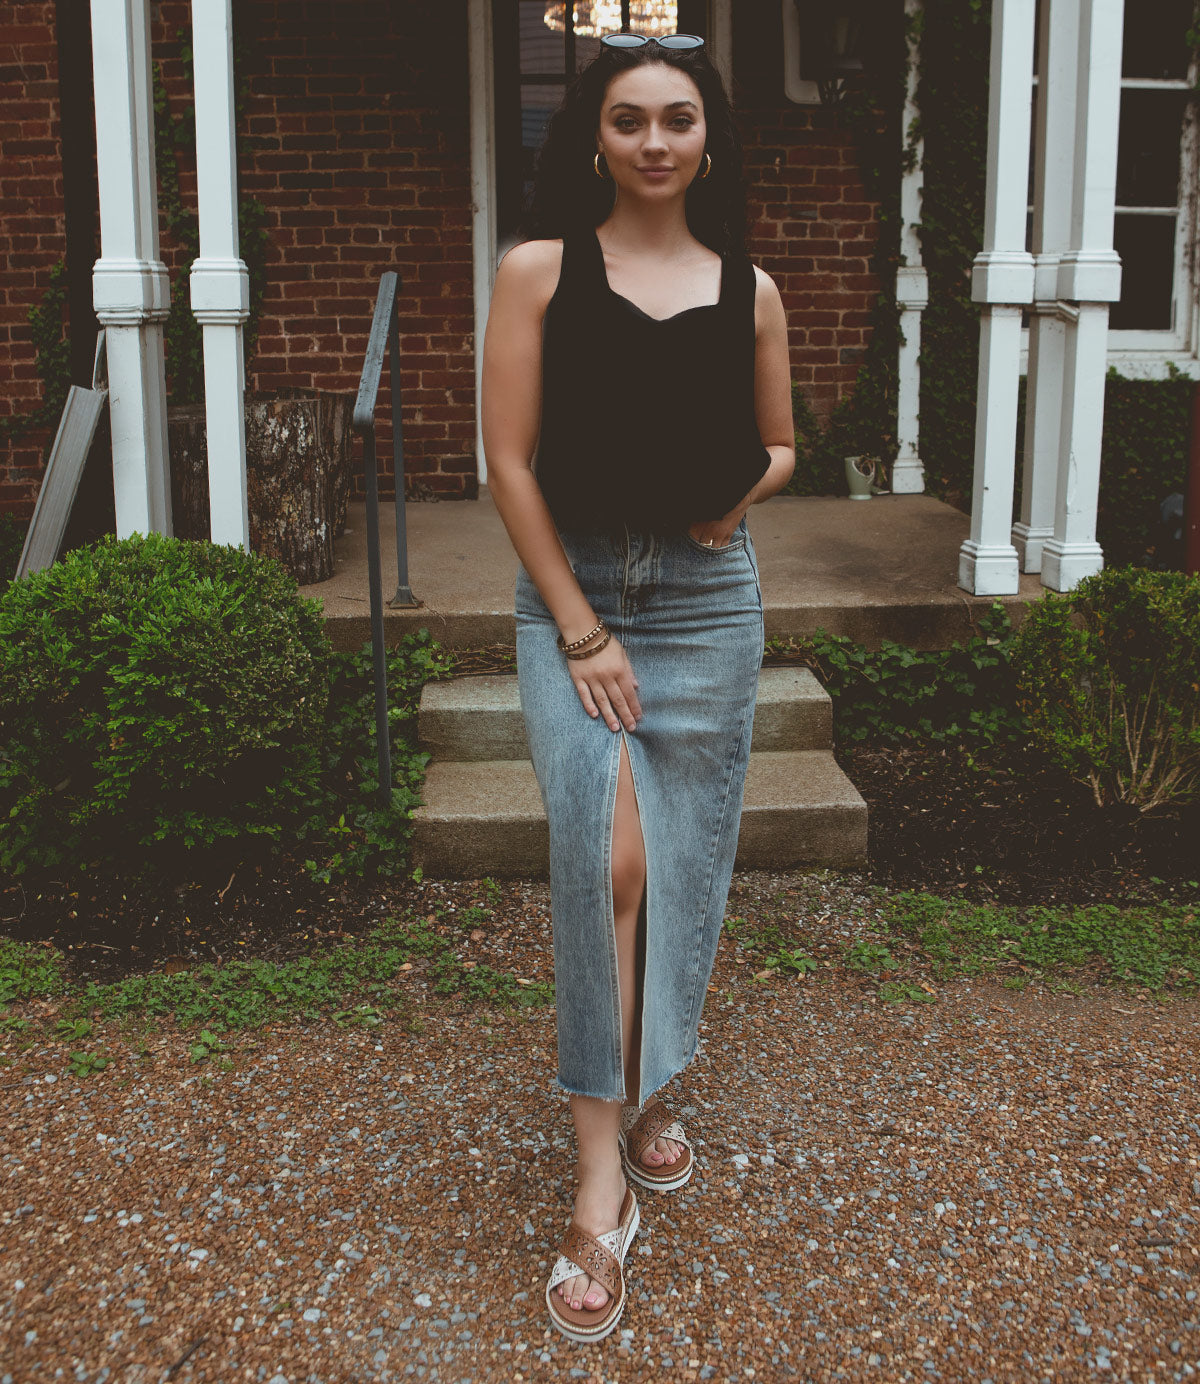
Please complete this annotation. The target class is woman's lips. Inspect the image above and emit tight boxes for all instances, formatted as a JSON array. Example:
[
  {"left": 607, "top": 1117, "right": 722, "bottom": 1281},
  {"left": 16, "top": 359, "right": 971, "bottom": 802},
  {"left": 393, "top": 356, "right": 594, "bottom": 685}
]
[{"left": 638, "top": 166, "right": 675, "bottom": 179}]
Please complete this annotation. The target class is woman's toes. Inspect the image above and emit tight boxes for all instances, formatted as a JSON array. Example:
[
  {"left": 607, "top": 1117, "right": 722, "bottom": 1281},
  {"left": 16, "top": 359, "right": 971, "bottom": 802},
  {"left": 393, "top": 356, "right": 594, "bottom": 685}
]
[{"left": 583, "top": 1281, "right": 608, "bottom": 1309}]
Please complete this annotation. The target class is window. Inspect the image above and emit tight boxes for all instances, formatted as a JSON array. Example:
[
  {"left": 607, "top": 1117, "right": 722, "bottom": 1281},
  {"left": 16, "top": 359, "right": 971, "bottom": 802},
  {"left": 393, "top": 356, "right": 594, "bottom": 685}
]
[
  {"left": 1109, "top": 4, "right": 1196, "bottom": 349},
  {"left": 1028, "top": 0, "right": 1198, "bottom": 369}
]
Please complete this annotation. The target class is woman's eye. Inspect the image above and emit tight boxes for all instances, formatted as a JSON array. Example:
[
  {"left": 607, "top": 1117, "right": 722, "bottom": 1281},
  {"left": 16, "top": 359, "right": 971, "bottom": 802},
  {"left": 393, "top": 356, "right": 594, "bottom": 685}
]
[
  {"left": 671, "top": 118, "right": 694, "bottom": 129},
  {"left": 614, "top": 117, "right": 639, "bottom": 131}
]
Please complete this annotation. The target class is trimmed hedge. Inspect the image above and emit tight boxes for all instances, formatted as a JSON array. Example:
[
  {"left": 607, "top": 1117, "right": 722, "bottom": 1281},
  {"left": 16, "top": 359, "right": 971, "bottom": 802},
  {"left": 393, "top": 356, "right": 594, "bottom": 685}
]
[{"left": 0, "top": 533, "right": 331, "bottom": 874}]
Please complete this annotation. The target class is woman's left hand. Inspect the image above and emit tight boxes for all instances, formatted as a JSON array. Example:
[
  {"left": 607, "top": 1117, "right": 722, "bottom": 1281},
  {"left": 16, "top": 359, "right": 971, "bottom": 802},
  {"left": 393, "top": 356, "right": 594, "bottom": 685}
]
[{"left": 687, "top": 499, "right": 749, "bottom": 549}]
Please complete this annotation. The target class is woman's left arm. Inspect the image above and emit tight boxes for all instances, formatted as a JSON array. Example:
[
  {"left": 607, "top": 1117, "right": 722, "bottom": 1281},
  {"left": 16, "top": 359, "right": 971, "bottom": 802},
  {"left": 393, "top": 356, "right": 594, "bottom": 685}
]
[{"left": 689, "top": 266, "right": 795, "bottom": 546}]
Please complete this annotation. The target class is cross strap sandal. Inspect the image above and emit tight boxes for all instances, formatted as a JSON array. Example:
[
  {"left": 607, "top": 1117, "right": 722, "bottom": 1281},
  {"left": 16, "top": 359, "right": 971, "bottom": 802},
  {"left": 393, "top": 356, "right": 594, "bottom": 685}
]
[
  {"left": 545, "top": 1185, "right": 640, "bottom": 1344},
  {"left": 618, "top": 1095, "right": 695, "bottom": 1192}
]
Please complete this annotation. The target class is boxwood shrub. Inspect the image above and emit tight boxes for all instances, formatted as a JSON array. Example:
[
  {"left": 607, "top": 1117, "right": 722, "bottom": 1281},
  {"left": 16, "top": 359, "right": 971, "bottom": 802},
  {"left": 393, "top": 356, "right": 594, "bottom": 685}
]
[
  {"left": 0, "top": 533, "right": 332, "bottom": 874},
  {"left": 1010, "top": 567, "right": 1200, "bottom": 812}
]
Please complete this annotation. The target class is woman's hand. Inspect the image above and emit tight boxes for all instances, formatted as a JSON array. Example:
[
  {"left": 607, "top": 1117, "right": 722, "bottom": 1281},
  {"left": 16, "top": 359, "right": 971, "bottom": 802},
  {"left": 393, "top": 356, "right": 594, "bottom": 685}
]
[
  {"left": 565, "top": 632, "right": 641, "bottom": 733},
  {"left": 687, "top": 497, "right": 751, "bottom": 549}
]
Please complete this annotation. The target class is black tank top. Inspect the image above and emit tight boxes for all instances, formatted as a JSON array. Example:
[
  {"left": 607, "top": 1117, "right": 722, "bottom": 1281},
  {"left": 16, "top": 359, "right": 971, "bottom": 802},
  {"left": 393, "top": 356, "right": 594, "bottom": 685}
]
[{"left": 533, "top": 227, "right": 772, "bottom": 535}]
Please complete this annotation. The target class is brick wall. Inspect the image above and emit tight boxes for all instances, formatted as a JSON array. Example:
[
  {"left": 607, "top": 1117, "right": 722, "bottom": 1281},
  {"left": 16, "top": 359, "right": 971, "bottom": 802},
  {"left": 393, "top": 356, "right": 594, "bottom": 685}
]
[
  {"left": 0, "top": 1, "right": 65, "bottom": 516},
  {"left": 0, "top": 2, "right": 881, "bottom": 521},
  {"left": 154, "top": 0, "right": 477, "bottom": 501},
  {"left": 735, "top": 3, "right": 881, "bottom": 422}
]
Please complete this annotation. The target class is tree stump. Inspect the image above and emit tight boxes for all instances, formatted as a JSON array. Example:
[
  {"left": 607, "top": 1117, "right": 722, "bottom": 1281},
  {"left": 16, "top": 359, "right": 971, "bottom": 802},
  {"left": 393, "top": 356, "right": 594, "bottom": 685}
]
[{"left": 168, "top": 390, "right": 354, "bottom": 584}]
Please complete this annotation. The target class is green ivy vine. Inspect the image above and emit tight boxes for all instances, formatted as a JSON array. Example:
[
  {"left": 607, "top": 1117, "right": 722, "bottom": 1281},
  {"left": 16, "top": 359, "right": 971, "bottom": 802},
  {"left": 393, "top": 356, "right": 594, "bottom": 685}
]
[
  {"left": 912, "top": 0, "right": 990, "bottom": 508},
  {"left": 787, "top": 5, "right": 909, "bottom": 496},
  {"left": 0, "top": 262, "right": 72, "bottom": 447}
]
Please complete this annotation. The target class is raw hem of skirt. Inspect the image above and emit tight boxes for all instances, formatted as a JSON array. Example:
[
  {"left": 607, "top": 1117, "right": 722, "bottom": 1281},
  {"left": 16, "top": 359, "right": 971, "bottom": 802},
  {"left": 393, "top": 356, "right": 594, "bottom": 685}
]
[
  {"left": 638, "top": 1034, "right": 704, "bottom": 1107},
  {"left": 550, "top": 1076, "right": 627, "bottom": 1103},
  {"left": 553, "top": 1035, "right": 705, "bottom": 1107}
]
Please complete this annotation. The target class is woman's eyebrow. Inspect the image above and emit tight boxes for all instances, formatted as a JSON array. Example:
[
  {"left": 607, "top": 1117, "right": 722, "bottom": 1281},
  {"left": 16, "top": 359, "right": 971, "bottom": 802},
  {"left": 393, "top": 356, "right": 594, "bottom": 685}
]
[{"left": 607, "top": 100, "right": 699, "bottom": 113}]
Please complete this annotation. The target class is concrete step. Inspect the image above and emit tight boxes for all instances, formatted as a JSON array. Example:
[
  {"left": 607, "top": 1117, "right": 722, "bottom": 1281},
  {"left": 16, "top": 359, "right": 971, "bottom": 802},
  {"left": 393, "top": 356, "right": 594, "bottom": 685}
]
[
  {"left": 417, "top": 666, "right": 833, "bottom": 761},
  {"left": 410, "top": 749, "right": 867, "bottom": 879}
]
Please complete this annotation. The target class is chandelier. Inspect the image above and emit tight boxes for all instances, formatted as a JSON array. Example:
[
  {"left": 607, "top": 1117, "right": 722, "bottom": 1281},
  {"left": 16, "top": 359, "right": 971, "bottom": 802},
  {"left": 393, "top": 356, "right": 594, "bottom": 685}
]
[{"left": 543, "top": 2, "right": 679, "bottom": 39}]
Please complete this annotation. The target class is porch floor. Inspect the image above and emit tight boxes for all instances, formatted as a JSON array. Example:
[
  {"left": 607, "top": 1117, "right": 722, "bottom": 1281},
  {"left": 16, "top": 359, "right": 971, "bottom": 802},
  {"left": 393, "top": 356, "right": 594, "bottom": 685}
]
[{"left": 298, "top": 490, "right": 1046, "bottom": 652}]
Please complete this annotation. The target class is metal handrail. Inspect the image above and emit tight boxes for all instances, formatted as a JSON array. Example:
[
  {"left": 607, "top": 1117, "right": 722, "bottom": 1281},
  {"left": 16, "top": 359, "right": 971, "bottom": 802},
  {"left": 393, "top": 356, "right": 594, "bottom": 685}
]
[{"left": 352, "top": 271, "right": 419, "bottom": 807}]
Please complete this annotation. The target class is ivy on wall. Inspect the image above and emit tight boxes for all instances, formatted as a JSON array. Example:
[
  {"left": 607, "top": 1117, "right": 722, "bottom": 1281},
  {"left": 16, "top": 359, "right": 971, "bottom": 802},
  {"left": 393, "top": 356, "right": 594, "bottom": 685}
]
[
  {"left": 911, "top": 0, "right": 990, "bottom": 509},
  {"left": 1098, "top": 367, "right": 1193, "bottom": 567},
  {"left": 787, "top": 6, "right": 909, "bottom": 496},
  {"left": 0, "top": 263, "right": 72, "bottom": 447}
]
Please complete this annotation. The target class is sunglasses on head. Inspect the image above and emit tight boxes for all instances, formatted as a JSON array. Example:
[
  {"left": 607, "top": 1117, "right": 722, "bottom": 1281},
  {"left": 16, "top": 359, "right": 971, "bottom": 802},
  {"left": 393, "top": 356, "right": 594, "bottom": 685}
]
[{"left": 599, "top": 32, "right": 705, "bottom": 50}]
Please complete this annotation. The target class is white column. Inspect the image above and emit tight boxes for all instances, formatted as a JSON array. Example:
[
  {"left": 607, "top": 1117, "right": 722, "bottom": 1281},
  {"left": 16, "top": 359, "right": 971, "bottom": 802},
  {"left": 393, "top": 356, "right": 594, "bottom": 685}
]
[
  {"left": 90, "top": 0, "right": 172, "bottom": 538},
  {"left": 1041, "top": 0, "right": 1124, "bottom": 592},
  {"left": 190, "top": 0, "right": 251, "bottom": 549},
  {"left": 959, "top": 0, "right": 1036, "bottom": 595},
  {"left": 892, "top": 0, "right": 927, "bottom": 495},
  {"left": 1014, "top": 0, "right": 1077, "bottom": 572}
]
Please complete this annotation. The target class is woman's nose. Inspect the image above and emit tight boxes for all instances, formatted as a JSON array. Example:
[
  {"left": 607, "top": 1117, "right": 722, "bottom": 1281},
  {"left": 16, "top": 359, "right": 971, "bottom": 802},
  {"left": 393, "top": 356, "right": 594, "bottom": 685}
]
[{"left": 642, "top": 125, "right": 668, "bottom": 151}]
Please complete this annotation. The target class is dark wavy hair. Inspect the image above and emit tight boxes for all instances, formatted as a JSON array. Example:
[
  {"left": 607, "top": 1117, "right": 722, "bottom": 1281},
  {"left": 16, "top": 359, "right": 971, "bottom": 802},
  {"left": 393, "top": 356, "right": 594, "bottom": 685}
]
[{"left": 522, "top": 42, "right": 749, "bottom": 257}]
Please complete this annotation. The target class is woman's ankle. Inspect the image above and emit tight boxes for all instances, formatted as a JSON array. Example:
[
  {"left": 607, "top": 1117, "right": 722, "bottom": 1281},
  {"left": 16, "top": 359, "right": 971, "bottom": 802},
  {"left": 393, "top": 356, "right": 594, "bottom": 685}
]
[{"left": 575, "top": 1149, "right": 624, "bottom": 1184}]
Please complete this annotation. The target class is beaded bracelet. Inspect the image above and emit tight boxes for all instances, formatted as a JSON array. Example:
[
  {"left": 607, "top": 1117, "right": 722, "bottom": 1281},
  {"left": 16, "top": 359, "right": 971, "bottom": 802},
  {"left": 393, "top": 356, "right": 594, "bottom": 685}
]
[
  {"left": 564, "top": 630, "right": 612, "bottom": 661},
  {"left": 556, "top": 619, "right": 607, "bottom": 654}
]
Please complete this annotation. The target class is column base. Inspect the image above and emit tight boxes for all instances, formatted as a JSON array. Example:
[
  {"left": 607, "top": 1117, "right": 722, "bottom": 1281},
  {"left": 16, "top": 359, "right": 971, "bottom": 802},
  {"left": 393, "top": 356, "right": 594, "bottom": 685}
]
[
  {"left": 1011, "top": 521, "right": 1054, "bottom": 574},
  {"left": 890, "top": 456, "right": 925, "bottom": 494},
  {"left": 958, "top": 539, "right": 1020, "bottom": 596},
  {"left": 1040, "top": 540, "right": 1103, "bottom": 592}
]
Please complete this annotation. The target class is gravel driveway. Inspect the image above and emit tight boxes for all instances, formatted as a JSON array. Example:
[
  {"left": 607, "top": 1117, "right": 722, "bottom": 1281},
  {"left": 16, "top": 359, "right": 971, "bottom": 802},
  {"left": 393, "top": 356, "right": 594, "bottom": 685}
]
[{"left": 2, "top": 871, "right": 1198, "bottom": 1383}]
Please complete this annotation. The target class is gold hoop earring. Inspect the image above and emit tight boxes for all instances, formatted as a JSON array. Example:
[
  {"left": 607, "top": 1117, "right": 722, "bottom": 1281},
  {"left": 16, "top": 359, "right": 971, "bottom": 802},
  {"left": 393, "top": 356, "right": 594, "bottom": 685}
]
[
  {"left": 594, "top": 152, "right": 608, "bottom": 179},
  {"left": 700, "top": 152, "right": 712, "bottom": 180}
]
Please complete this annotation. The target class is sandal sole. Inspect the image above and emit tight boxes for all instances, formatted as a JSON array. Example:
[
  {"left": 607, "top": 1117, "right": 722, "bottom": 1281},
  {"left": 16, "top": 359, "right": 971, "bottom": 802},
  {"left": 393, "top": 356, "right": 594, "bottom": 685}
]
[{"left": 624, "top": 1157, "right": 693, "bottom": 1193}]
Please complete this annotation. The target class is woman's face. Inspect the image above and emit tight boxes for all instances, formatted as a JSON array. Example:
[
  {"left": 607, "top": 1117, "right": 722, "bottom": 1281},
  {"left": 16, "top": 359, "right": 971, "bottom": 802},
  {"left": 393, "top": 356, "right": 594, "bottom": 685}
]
[{"left": 596, "top": 62, "right": 708, "bottom": 199}]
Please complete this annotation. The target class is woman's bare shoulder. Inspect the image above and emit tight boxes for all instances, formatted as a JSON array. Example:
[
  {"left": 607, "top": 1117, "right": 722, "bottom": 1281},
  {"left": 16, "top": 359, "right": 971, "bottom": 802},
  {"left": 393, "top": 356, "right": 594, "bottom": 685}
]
[
  {"left": 495, "top": 239, "right": 565, "bottom": 309},
  {"left": 750, "top": 262, "right": 782, "bottom": 297}
]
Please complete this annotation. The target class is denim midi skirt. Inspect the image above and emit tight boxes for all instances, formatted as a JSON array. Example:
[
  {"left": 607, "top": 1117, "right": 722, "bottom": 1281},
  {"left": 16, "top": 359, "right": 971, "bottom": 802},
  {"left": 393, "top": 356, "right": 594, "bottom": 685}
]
[{"left": 515, "top": 516, "right": 764, "bottom": 1103}]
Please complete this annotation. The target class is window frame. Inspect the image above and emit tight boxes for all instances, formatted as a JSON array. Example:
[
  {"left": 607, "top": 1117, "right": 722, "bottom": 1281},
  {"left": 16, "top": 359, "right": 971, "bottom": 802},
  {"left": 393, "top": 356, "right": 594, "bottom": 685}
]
[{"left": 1022, "top": 43, "right": 1200, "bottom": 380}]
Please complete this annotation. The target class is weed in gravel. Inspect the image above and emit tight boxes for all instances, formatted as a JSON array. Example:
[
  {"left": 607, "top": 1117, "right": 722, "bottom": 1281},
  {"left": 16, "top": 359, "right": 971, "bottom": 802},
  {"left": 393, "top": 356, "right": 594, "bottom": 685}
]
[
  {"left": 67, "top": 1049, "right": 112, "bottom": 1077},
  {"left": 880, "top": 890, "right": 1200, "bottom": 992},
  {"left": 844, "top": 939, "right": 900, "bottom": 974},
  {"left": 722, "top": 916, "right": 819, "bottom": 981},
  {"left": 878, "top": 980, "right": 937, "bottom": 1005}
]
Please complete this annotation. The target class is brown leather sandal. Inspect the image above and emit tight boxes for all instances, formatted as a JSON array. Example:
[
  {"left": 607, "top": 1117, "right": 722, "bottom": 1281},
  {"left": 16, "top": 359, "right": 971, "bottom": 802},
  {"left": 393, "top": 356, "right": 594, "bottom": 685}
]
[
  {"left": 618, "top": 1095, "right": 694, "bottom": 1192},
  {"left": 545, "top": 1186, "right": 640, "bottom": 1343}
]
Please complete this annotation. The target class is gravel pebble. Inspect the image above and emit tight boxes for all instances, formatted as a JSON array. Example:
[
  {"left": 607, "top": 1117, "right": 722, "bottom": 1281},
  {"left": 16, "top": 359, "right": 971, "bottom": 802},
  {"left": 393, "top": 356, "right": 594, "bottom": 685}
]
[{"left": 2, "top": 869, "right": 1198, "bottom": 1382}]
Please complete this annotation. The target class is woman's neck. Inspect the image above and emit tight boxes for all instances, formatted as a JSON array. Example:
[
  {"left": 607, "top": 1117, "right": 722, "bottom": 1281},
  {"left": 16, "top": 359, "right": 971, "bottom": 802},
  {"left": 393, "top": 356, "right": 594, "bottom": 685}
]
[{"left": 598, "top": 198, "right": 695, "bottom": 256}]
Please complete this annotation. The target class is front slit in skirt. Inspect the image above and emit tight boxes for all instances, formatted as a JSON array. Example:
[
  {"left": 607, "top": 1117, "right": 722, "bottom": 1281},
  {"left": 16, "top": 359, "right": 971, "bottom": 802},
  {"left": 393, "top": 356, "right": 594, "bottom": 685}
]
[{"left": 515, "top": 515, "right": 764, "bottom": 1103}]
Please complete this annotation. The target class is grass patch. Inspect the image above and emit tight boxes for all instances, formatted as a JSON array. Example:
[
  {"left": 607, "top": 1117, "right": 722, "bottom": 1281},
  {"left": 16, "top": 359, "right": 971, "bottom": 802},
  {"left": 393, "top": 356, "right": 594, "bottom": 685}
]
[
  {"left": 0, "top": 937, "right": 69, "bottom": 1007},
  {"left": 879, "top": 890, "right": 1200, "bottom": 993},
  {"left": 0, "top": 891, "right": 554, "bottom": 1055}
]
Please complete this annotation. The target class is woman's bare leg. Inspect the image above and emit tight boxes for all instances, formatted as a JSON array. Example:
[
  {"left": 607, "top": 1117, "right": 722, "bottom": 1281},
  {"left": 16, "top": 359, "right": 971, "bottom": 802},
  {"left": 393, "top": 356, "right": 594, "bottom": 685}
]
[{"left": 556, "top": 737, "right": 678, "bottom": 1311}]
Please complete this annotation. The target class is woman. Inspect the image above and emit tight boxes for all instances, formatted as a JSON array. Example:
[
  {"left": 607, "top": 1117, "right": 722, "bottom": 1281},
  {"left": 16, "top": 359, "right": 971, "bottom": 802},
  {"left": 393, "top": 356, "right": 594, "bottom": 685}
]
[{"left": 481, "top": 32, "right": 795, "bottom": 1343}]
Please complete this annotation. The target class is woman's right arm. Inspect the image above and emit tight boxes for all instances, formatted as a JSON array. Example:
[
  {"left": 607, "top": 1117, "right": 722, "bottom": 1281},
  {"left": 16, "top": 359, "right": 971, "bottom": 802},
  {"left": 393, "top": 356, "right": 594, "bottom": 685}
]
[{"left": 481, "top": 241, "right": 641, "bottom": 734}]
